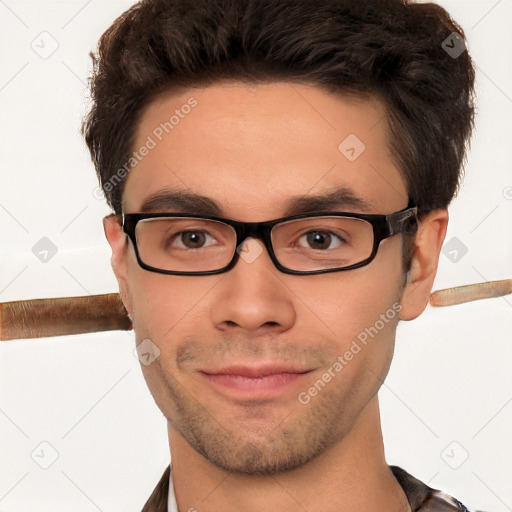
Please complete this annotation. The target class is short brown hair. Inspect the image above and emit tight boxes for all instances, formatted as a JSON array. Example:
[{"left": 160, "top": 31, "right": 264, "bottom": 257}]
[{"left": 82, "top": 0, "right": 476, "bottom": 223}]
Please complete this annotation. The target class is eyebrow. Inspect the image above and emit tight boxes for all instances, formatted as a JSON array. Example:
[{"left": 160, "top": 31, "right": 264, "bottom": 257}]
[{"left": 138, "top": 186, "right": 373, "bottom": 217}]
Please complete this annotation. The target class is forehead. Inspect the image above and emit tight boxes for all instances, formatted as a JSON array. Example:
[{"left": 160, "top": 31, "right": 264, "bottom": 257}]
[{"left": 124, "top": 81, "right": 408, "bottom": 217}]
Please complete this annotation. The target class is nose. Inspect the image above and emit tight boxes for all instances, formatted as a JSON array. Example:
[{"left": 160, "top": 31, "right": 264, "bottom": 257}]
[{"left": 210, "top": 237, "right": 296, "bottom": 333}]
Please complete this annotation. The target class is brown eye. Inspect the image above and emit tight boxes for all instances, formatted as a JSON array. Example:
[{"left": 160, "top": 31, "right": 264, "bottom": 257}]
[
  {"left": 299, "top": 231, "right": 344, "bottom": 250},
  {"left": 179, "top": 231, "right": 207, "bottom": 249}
]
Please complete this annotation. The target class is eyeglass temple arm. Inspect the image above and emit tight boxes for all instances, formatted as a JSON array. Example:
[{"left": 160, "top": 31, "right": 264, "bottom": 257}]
[
  {"left": 387, "top": 206, "right": 418, "bottom": 235},
  {"left": 1, "top": 279, "right": 510, "bottom": 341}
]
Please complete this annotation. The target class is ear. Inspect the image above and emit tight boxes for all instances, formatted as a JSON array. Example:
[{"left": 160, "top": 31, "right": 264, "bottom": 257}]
[
  {"left": 398, "top": 208, "right": 449, "bottom": 321},
  {"left": 103, "top": 215, "right": 134, "bottom": 320}
]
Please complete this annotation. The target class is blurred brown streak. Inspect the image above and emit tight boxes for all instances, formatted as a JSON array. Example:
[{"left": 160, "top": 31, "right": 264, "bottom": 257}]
[
  {"left": 0, "top": 293, "right": 132, "bottom": 341},
  {"left": 1, "top": 280, "right": 511, "bottom": 340}
]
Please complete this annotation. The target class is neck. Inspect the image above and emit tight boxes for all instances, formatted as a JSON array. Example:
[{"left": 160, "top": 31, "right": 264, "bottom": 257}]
[{"left": 167, "top": 397, "right": 410, "bottom": 512}]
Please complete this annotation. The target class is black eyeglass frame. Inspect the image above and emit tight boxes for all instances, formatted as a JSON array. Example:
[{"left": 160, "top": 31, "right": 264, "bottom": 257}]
[{"left": 116, "top": 205, "right": 418, "bottom": 276}]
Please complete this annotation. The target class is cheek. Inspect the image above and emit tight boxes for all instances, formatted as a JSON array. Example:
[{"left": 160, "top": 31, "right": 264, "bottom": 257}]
[
  {"left": 289, "top": 237, "right": 404, "bottom": 380},
  {"left": 291, "top": 240, "right": 403, "bottom": 339},
  {"left": 126, "top": 255, "right": 222, "bottom": 346}
]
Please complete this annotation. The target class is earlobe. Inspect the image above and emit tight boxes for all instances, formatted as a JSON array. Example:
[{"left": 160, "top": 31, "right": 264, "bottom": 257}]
[
  {"left": 102, "top": 215, "right": 134, "bottom": 319},
  {"left": 398, "top": 209, "right": 449, "bottom": 321}
]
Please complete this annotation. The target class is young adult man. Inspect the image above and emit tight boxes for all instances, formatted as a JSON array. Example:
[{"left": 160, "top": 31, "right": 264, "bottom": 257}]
[{"left": 82, "top": 0, "right": 480, "bottom": 510}]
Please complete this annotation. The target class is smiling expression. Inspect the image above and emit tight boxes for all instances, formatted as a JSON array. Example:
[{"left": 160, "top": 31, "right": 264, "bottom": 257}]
[{"left": 106, "top": 81, "right": 411, "bottom": 474}]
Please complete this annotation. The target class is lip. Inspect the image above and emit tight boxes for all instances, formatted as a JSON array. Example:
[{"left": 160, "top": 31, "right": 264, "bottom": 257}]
[{"left": 199, "top": 363, "right": 313, "bottom": 400}]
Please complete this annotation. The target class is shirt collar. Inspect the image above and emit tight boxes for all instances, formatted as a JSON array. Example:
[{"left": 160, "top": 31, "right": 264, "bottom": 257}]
[
  {"left": 167, "top": 465, "right": 178, "bottom": 512},
  {"left": 164, "top": 464, "right": 472, "bottom": 511}
]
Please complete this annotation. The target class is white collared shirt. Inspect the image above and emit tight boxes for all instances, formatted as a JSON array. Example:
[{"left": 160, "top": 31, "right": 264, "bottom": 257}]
[{"left": 167, "top": 468, "right": 179, "bottom": 512}]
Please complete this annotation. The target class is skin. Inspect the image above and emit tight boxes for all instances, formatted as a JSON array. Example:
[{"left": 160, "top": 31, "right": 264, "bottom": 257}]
[{"left": 104, "top": 82, "right": 448, "bottom": 512}]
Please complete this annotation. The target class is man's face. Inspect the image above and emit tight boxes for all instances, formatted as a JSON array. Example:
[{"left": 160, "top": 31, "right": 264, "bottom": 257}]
[{"left": 113, "top": 82, "right": 410, "bottom": 474}]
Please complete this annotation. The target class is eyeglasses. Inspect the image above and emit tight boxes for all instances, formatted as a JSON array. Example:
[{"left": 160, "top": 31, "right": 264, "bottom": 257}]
[{"left": 114, "top": 206, "right": 418, "bottom": 276}]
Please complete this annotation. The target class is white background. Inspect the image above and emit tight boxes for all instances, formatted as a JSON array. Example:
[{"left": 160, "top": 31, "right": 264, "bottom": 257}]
[{"left": 0, "top": 0, "right": 511, "bottom": 510}]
